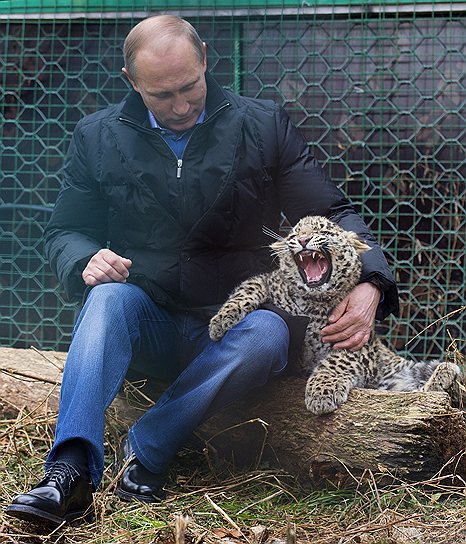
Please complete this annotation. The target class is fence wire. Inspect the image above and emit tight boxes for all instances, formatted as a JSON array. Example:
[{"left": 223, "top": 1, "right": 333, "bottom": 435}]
[{"left": 1, "top": 1, "right": 465, "bottom": 359}]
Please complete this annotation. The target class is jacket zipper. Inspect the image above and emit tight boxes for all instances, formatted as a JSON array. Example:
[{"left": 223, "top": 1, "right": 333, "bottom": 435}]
[
  {"left": 174, "top": 102, "right": 229, "bottom": 178},
  {"left": 119, "top": 102, "right": 230, "bottom": 180}
]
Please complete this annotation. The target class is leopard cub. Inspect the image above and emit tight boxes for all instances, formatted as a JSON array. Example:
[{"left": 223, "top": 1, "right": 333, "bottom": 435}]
[{"left": 209, "top": 215, "right": 464, "bottom": 415}]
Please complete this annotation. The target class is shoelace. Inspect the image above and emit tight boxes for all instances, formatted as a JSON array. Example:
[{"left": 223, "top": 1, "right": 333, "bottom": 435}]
[{"left": 42, "top": 462, "right": 81, "bottom": 491}]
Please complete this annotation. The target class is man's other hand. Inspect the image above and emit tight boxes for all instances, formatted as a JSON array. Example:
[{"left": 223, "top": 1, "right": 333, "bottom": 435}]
[{"left": 82, "top": 249, "right": 132, "bottom": 287}]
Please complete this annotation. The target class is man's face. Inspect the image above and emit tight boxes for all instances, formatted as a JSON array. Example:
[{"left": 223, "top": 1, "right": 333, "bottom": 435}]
[{"left": 123, "top": 37, "right": 207, "bottom": 133}]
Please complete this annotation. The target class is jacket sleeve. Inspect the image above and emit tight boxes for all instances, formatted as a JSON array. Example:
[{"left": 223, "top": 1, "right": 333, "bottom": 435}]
[
  {"left": 45, "top": 120, "right": 107, "bottom": 300},
  {"left": 273, "top": 105, "right": 399, "bottom": 319}
]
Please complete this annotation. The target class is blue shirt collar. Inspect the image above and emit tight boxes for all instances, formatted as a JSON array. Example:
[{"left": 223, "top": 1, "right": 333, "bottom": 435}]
[{"left": 148, "top": 109, "right": 206, "bottom": 135}]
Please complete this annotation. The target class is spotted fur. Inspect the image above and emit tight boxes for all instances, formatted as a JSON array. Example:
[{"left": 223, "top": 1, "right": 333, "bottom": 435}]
[{"left": 209, "top": 216, "right": 464, "bottom": 414}]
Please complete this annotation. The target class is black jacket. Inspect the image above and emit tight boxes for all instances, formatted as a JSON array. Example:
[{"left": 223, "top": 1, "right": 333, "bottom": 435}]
[{"left": 45, "top": 73, "right": 399, "bottom": 319}]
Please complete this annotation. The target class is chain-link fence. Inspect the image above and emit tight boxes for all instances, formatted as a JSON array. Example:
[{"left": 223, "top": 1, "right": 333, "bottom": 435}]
[{"left": 1, "top": 1, "right": 465, "bottom": 359}]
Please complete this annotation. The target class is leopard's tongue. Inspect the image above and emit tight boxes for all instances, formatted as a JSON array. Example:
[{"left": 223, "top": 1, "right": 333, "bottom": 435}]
[{"left": 301, "top": 253, "right": 329, "bottom": 282}]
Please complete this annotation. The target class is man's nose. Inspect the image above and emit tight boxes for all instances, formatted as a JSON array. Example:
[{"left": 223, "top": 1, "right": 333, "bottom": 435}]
[{"left": 172, "top": 95, "right": 190, "bottom": 116}]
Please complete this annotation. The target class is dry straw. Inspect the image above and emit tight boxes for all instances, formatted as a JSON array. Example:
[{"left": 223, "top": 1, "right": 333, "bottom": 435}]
[{"left": 1, "top": 346, "right": 465, "bottom": 543}]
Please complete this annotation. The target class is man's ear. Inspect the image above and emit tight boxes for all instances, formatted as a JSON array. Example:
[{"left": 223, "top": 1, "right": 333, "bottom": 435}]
[
  {"left": 202, "top": 42, "right": 207, "bottom": 72},
  {"left": 122, "top": 67, "right": 139, "bottom": 92}
]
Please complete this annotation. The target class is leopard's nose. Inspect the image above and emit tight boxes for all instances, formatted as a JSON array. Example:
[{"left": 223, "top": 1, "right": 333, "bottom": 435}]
[{"left": 298, "top": 237, "right": 310, "bottom": 248}]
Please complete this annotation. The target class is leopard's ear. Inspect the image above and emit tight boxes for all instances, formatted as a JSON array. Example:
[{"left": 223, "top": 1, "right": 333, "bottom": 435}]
[{"left": 346, "top": 231, "right": 371, "bottom": 254}]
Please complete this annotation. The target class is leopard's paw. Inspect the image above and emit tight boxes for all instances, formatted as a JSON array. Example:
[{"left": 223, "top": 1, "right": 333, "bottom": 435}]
[
  {"left": 422, "top": 362, "right": 465, "bottom": 408},
  {"left": 422, "top": 362, "right": 462, "bottom": 393},
  {"left": 209, "top": 311, "right": 241, "bottom": 341},
  {"left": 305, "top": 379, "right": 350, "bottom": 415},
  {"left": 305, "top": 394, "right": 339, "bottom": 415},
  {"left": 208, "top": 313, "right": 228, "bottom": 341}
]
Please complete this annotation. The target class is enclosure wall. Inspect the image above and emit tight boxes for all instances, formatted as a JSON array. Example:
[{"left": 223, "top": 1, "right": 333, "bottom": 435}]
[{"left": 1, "top": 1, "right": 465, "bottom": 359}]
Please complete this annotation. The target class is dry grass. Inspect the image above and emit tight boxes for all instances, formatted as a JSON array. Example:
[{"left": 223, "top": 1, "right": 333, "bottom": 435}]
[
  {"left": 1, "top": 339, "right": 466, "bottom": 543},
  {"left": 1, "top": 395, "right": 465, "bottom": 544}
]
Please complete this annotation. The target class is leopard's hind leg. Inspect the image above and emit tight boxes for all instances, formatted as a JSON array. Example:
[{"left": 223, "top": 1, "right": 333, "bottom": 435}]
[
  {"left": 373, "top": 339, "right": 465, "bottom": 408},
  {"left": 422, "top": 362, "right": 465, "bottom": 408},
  {"left": 372, "top": 338, "right": 443, "bottom": 391}
]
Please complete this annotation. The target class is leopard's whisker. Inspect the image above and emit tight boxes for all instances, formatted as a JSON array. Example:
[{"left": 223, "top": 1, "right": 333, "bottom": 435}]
[
  {"left": 270, "top": 250, "right": 289, "bottom": 259},
  {"left": 270, "top": 246, "right": 288, "bottom": 253},
  {"left": 270, "top": 246, "right": 289, "bottom": 254},
  {"left": 261, "top": 244, "right": 282, "bottom": 251},
  {"left": 262, "top": 226, "right": 284, "bottom": 241}
]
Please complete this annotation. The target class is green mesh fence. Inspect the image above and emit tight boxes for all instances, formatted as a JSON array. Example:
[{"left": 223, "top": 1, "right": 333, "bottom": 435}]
[{"left": 1, "top": 2, "right": 465, "bottom": 359}]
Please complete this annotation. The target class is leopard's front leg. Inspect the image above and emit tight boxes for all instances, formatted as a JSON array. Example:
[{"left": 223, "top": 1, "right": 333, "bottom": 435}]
[
  {"left": 209, "top": 276, "right": 268, "bottom": 341},
  {"left": 305, "top": 351, "right": 363, "bottom": 415}
]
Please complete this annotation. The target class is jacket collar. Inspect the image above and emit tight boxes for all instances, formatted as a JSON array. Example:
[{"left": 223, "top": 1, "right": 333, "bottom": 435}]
[
  {"left": 119, "top": 71, "right": 230, "bottom": 126},
  {"left": 204, "top": 72, "right": 230, "bottom": 118}
]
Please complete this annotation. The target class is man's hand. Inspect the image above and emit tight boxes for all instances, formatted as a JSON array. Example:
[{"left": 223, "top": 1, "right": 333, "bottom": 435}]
[
  {"left": 320, "top": 282, "right": 381, "bottom": 351},
  {"left": 82, "top": 249, "right": 132, "bottom": 287}
]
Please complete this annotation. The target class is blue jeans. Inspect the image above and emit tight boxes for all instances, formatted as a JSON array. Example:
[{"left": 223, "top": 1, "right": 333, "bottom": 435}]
[{"left": 47, "top": 283, "right": 289, "bottom": 488}]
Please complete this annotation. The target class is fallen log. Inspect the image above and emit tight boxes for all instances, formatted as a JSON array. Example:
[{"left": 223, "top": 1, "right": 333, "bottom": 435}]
[
  {"left": 0, "top": 347, "right": 141, "bottom": 423},
  {"left": 197, "top": 377, "right": 466, "bottom": 486},
  {"left": 1, "top": 347, "right": 465, "bottom": 486},
  {"left": 0, "top": 347, "right": 65, "bottom": 418}
]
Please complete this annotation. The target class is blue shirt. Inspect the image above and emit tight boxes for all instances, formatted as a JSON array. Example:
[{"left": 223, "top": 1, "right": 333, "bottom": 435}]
[{"left": 148, "top": 110, "right": 206, "bottom": 159}]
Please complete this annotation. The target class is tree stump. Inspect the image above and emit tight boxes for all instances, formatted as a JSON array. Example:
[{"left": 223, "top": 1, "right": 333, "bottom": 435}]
[{"left": 1, "top": 347, "right": 465, "bottom": 486}]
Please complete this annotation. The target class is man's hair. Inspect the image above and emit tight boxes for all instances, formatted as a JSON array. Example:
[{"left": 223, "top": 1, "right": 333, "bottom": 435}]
[{"left": 123, "top": 15, "right": 205, "bottom": 80}]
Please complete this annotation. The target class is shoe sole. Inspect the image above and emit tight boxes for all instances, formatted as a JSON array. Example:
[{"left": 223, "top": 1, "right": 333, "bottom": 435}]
[
  {"left": 6, "top": 504, "right": 90, "bottom": 526},
  {"left": 115, "top": 486, "right": 165, "bottom": 503}
]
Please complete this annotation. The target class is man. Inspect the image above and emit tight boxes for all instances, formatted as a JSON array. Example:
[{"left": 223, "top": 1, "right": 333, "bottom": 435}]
[{"left": 7, "top": 15, "right": 398, "bottom": 525}]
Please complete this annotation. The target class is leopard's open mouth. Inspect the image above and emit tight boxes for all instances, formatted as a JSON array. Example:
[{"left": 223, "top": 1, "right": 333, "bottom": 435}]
[{"left": 295, "top": 249, "right": 332, "bottom": 286}]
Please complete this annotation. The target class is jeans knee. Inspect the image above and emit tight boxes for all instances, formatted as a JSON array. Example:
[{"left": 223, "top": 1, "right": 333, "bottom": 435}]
[
  {"left": 241, "top": 310, "right": 289, "bottom": 367},
  {"left": 75, "top": 283, "right": 148, "bottom": 334},
  {"left": 86, "top": 282, "right": 129, "bottom": 302},
  {"left": 85, "top": 283, "right": 143, "bottom": 311},
  {"left": 246, "top": 309, "right": 288, "bottom": 338}
]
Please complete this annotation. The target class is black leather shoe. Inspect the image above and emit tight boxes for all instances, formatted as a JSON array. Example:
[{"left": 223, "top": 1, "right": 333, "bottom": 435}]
[
  {"left": 6, "top": 462, "right": 93, "bottom": 526},
  {"left": 115, "top": 437, "right": 166, "bottom": 503}
]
